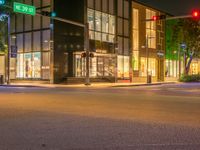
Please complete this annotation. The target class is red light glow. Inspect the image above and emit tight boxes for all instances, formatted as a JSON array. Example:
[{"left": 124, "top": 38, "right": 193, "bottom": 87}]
[
  {"left": 192, "top": 10, "right": 200, "bottom": 18},
  {"left": 152, "top": 16, "right": 158, "bottom": 21}
]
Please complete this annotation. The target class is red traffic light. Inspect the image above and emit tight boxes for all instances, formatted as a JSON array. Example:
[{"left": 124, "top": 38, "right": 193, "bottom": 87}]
[
  {"left": 152, "top": 16, "right": 159, "bottom": 21},
  {"left": 151, "top": 15, "right": 166, "bottom": 21},
  {"left": 192, "top": 10, "right": 200, "bottom": 18}
]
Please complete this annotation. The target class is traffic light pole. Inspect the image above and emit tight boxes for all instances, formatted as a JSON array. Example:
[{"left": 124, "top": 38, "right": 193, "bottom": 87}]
[{"left": 84, "top": 23, "right": 90, "bottom": 85}]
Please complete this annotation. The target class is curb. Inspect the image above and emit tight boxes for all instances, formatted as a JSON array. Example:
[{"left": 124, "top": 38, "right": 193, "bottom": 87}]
[
  {"left": 0, "top": 82, "right": 177, "bottom": 88},
  {"left": 0, "top": 84, "right": 46, "bottom": 88},
  {"left": 111, "top": 82, "right": 177, "bottom": 87}
]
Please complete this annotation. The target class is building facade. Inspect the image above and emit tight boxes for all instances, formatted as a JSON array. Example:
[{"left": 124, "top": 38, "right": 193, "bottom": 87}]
[
  {"left": 9, "top": 0, "right": 166, "bottom": 84},
  {"left": 131, "top": 2, "right": 165, "bottom": 83}
]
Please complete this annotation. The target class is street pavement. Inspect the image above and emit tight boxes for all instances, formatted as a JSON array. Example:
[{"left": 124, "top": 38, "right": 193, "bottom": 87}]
[{"left": 0, "top": 83, "right": 200, "bottom": 150}]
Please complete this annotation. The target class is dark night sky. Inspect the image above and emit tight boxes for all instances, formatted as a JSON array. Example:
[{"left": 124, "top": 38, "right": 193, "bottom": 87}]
[{"left": 137, "top": 0, "right": 200, "bottom": 15}]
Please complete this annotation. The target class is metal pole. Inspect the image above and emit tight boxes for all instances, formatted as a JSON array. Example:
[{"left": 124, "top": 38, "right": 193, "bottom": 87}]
[
  {"left": 85, "top": 23, "right": 90, "bottom": 85},
  {"left": 114, "top": 38, "right": 118, "bottom": 83},
  {"left": 178, "top": 46, "right": 181, "bottom": 79},
  {"left": 7, "top": 15, "right": 11, "bottom": 84},
  {"left": 146, "top": 35, "right": 149, "bottom": 83}
]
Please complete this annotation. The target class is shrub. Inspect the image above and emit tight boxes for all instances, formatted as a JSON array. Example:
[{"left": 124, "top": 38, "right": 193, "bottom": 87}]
[{"left": 179, "top": 74, "right": 200, "bottom": 82}]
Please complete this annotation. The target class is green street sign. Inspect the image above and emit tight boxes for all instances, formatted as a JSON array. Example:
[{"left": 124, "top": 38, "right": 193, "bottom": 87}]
[{"left": 13, "top": 2, "right": 36, "bottom": 16}]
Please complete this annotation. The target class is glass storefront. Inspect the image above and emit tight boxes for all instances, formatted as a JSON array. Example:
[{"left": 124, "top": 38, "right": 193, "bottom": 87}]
[
  {"left": 16, "top": 52, "right": 50, "bottom": 79},
  {"left": 165, "top": 59, "right": 184, "bottom": 77},
  {"left": 75, "top": 54, "right": 116, "bottom": 78},
  {"left": 17, "top": 52, "right": 41, "bottom": 79},
  {"left": 118, "top": 55, "right": 130, "bottom": 78},
  {"left": 140, "top": 57, "right": 156, "bottom": 76},
  {"left": 11, "top": 0, "right": 51, "bottom": 80}
]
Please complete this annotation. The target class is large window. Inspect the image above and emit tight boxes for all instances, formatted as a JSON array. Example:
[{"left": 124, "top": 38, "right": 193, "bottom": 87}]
[
  {"left": 165, "top": 59, "right": 180, "bottom": 77},
  {"left": 146, "top": 9, "right": 156, "bottom": 49},
  {"left": 140, "top": 57, "right": 156, "bottom": 77},
  {"left": 17, "top": 52, "right": 42, "bottom": 79},
  {"left": 75, "top": 54, "right": 115, "bottom": 77},
  {"left": 88, "top": 9, "right": 116, "bottom": 43},
  {"left": 132, "top": 8, "right": 139, "bottom": 70},
  {"left": 118, "top": 55, "right": 130, "bottom": 78}
]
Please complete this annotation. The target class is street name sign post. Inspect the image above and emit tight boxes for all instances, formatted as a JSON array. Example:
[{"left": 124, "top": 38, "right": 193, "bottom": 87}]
[{"left": 13, "top": 2, "right": 36, "bottom": 16}]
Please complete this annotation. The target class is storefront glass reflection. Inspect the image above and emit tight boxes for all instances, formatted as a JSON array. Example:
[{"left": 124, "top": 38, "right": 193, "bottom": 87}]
[{"left": 17, "top": 52, "right": 41, "bottom": 79}]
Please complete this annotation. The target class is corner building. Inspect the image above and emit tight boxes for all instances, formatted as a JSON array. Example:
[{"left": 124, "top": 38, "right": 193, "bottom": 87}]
[{"left": 10, "top": 0, "right": 166, "bottom": 84}]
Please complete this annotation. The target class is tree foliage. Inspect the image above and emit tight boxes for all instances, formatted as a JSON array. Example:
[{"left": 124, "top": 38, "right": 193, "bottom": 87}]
[
  {"left": 0, "top": 0, "right": 14, "bottom": 53},
  {"left": 169, "top": 18, "right": 200, "bottom": 74},
  {"left": 173, "top": 19, "right": 200, "bottom": 57}
]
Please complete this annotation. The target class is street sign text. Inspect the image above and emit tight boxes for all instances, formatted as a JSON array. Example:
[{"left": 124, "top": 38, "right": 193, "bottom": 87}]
[{"left": 13, "top": 2, "right": 36, "bottom": 16}]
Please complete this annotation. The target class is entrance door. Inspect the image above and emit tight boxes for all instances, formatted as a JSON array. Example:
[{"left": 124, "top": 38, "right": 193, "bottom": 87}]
[{"left": 97, "top": 57, "right": 104, "bottom": 76}]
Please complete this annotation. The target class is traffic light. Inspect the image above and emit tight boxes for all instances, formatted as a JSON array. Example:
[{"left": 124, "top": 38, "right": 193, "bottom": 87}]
[
  {"left": 81, "top": 52, "right": 95, "bottom": 58},
  {"left": 0, "top": 0, "right": 5, "bottom": 5},
  {"left": 192, "top": 10, "right": 200, "bottom": 19},
  {"left": 81, "top": 52, "right": 86, "bottom": 58},
  {"left": 89, "top": 53, "right": 94, "bottom": 58},
  {"left": 151, "top": 15, "right": 166, "bottom": 21},
  {"left": 41, "top": 11, "right": 57, "bottom": 18}
]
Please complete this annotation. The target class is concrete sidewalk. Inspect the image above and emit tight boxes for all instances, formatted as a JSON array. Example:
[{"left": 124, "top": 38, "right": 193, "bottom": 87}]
[{"left": 0, "top": 81, "right": 177, "bottom": 88}]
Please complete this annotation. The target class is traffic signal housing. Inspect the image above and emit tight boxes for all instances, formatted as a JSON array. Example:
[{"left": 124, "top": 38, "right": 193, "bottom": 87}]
[
  {"left": 81, "top": 52, "right": 86, "bottom": 58},
  {"left": 151, "top": 15, "right": 166, "bottom": 21},
  {"left": 89, "top": 53, "right": 94, "bottom": 58},
  {"left": 81, "top": 52, "right": 95, "bottom": 58},
  {"left": 41, "top": 11, "right": 57, "bottom": 18}
]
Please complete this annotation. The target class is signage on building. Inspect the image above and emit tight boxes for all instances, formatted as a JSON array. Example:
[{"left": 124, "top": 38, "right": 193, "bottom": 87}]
[
  {"left": 11, "top": 45, "right": 17, "bottom": 58},
  {"left": 157, "top": 51, "right": 164, "bottom": 57},
  {"left": 180, "top": 43, "right": 187, "bottom": 49},
  {"left": 13, "top": 2, "right": 36, "bottom": 16}
]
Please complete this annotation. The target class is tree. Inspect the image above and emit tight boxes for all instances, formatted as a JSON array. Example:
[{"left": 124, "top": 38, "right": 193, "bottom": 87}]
[
  {"left": 0, "top": 0, "right": 14, "bottom": 53},
  {"left": 169, "top": 18, "right": 200, "bottom": 75}
]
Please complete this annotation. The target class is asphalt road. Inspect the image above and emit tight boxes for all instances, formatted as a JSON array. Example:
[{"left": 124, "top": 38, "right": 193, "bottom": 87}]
[{"left": 0, "top": 83, "right": 200, "bottom": 150}]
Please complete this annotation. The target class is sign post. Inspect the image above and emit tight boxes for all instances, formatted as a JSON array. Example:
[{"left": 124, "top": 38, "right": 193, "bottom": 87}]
[{"left": 13, "top": 2, "right": 36, "bottom": 16}]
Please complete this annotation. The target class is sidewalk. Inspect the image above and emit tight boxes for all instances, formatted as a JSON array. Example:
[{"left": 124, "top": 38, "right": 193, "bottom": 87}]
[{"left": 0, "top": 81, "right": 177, "bottom": 88}]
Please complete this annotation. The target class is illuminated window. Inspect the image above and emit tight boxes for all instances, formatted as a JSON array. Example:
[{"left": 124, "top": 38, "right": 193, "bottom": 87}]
[
  {"left": 102, "top": 13, "right": 109, "bottom": 33},
  {"left": 132, "top": 8, "right": 139, "bottom": 70},
  {"left": 87, "top": 9, "right": 115, "bottom": 43},
  {"left": 118, "top": 55, "right": 130, "bottom": 78},
  {"left": 95, "top": 11, "right": 101, "bottom": 32},
  {"left": 146, "top": 9, "right": 156, "bottom": 49},
  {"left": 140, "top": 57, "right": 156, "bottom": 76}
]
